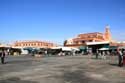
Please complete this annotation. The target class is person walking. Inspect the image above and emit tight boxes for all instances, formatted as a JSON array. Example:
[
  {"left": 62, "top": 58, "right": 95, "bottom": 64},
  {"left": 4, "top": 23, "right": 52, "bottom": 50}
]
[
  {"left": 96, "top": 49, "right": 99, "bottom": 59},
  {"left": 102, "top": 51, "right": 106, "bottom": 59},
  {"left": 117, "top": 49, "right": 123, "bottom": 67},
  {"left": 123, "top": 50, "right": 125, "bottom": 65},
  {"left": 1, "top": 49, "right": 6, "bottom": 64}
]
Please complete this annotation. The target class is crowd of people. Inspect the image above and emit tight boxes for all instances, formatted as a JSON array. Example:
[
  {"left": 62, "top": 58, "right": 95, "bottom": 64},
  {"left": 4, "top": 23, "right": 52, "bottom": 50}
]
[
  {"left": 0, "top": 48, "right": 125, "bottom": 67},
  {"left": 95, "top": 48, "right": 125, "bottom": 67}
]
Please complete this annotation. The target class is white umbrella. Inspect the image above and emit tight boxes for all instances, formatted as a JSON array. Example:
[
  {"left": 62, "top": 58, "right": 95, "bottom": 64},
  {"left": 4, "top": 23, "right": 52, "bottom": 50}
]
[
  {"left": 61, "top": 47, "right": 72, "bottom": 51},
  {"left": 99, "top": 48, "right": 109, "bottom": 50},
  {"left": 51, "top": 47, "right": 62, "bottom": 49},
  {"left": 51, "top": 47, "right": 72, "bottom": 51},
  {"left": 71, "top": 47, "right": 80, "bottom": 51}
]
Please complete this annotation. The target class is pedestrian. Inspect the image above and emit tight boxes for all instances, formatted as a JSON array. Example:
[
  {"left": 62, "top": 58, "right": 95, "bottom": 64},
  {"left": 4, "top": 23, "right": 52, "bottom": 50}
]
[
  {"left": 122, "top": 49, "right": 125, "bottom": 65},
  {"left": 102, "top": 51, "right": 106, "bottom": 59},
  {"left": 88, "top": 48, "right": 92, "bottom": 58},
  {"left": 117, "top": 49, "right": 123, "bottom": 67},
  {"left": 107, "top": 51, "right": 110, "bottom": 56},
  {"left": 1, "top": 49, "right": 6, "bottom": 64},
  {"left": 45, "top": 50, "right": 48, "bottom": 56},
  {"left": 96, "top": 49, "right": 99, "bottom": 59}
]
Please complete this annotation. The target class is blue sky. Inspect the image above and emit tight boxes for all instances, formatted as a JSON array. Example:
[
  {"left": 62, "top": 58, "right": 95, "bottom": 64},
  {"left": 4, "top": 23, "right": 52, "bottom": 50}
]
[{"left": 0, "top": 0, "right": 125, "bottom": 44}]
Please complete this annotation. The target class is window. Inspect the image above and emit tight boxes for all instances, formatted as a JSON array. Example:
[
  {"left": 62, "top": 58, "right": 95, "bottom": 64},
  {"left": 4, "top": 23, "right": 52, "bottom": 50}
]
[
  {"left": 18, "top": 44, "right": 21, "bottom": 46},
  {"left": 82, "top": 41, "right": 85, "bottom": 43},
  {"left": 89, "top": 40, "right": 92, "bottom": 42},
  {"left": 87, "top": 36, "right": 90, "bottom": 38}
]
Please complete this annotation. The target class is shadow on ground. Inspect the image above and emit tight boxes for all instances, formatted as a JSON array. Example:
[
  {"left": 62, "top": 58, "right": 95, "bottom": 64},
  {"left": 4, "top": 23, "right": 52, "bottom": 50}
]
[
  {"left": 54, "top": 70, "right": 112, "bottom": 83},
  {"left": 0, "top": 77, "right": 38, "bottom": 83},
  {"left": 109, "top": 63, "right": 119, "bottom": 67}
]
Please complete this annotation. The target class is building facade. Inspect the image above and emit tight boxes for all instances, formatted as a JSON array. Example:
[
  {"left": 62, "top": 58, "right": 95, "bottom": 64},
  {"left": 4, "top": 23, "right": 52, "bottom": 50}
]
[
  {"left": 12, "top": 40, "right": 58, "bottom": 48},
  {"left": 110, "top": 42, "right": 125, "bottom": 46},
  {"left": 64, "top": 25, "right": 112, "bottom": 48}
]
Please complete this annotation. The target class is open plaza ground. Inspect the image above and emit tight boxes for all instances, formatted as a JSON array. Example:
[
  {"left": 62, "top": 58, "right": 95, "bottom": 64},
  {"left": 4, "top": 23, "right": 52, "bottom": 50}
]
[{"left": 0, "top": 55, "right": 125, "bottom": 83}]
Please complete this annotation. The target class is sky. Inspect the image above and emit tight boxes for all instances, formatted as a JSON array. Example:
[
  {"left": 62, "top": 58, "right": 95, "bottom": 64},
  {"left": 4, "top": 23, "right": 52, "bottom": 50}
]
[{"left": 0, "top": 0, "right": 125, "bottom": 44}]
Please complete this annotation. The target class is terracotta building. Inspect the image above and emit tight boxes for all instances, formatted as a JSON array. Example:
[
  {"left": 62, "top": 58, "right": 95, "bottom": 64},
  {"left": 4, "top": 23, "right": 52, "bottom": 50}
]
[
  {"left": 12, "top": 40, "right": 58, "bottom": 48},
  {"left": 110, "top": 42, "right": 125, "bottom": 46},
  {"left": 64, "top": 25, "right": 112, "bottom": 48}
]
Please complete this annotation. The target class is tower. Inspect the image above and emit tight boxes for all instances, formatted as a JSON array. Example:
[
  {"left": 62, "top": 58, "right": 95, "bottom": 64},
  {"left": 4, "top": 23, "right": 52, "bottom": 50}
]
[{"left": 104, "top": 25, "right": 112, "bottom": 41}]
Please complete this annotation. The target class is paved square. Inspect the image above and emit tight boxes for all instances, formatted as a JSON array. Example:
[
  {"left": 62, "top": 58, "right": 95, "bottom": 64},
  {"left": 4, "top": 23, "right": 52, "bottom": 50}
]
[{"left": 0, "top": 55, "right": 125, "bottom": 83}]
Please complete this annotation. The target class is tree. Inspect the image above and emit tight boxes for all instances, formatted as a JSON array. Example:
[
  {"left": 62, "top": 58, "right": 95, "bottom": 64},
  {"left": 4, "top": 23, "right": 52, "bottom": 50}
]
[{"left": 64, "top": 40, "right": 67, "bottom": 46}]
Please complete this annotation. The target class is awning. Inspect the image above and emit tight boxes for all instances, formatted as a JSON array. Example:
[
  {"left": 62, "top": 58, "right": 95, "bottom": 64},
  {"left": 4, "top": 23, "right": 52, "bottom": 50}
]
[
  {"left": 62, "top": 47, "right": 72, "bottom": 51},
  {"left": 99, "top": 48, "right": 109, "bottom": 50},
  {"left": 23, "top": 47, "right": 38, "bottom": 51},
  {"left": 70, "top": 47, "right": 80, "bottom": 51},
  {"left": 51, "top": 47, "right": 72, "bottom": 51},
  {"left": 102, "top": 46, "right": 118, "bottom": 50},
  {"left": 109, "top": 46, "right": 118, "bottom": 50},
  {"left": 86, "top": 41, "right": 110, "bottom": 45},
  {"left": 79, "top": 46, "right": 87, "bottom": 51},
  {"left": 51, "top": 47, "right": 62, "bottom": 49},
  {"left": 118, "top": 46, "right": 125, "bottom": 49}
]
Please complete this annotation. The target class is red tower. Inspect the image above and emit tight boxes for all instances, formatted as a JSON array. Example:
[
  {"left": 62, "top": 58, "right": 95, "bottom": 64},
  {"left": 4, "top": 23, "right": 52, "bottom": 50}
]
[{"left": 104, "top": 25, "right": 112, "bottom": 41}]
